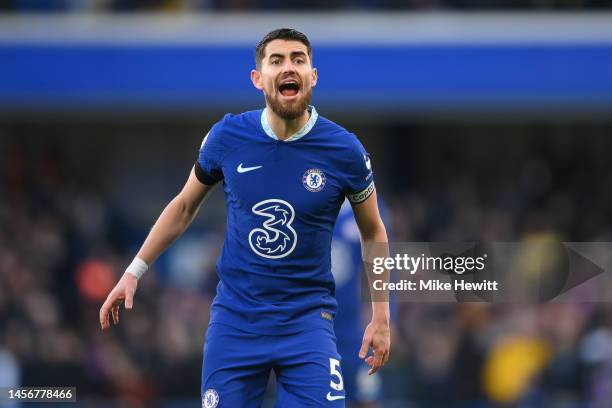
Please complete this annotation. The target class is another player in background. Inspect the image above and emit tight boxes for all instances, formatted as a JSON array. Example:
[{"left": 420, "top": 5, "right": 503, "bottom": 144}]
[
  {"left": 100, "top": 28, "right": 390, "bottom": 407},
  {"left": 332, "top": 200, "right": 393, "bottom": 408}
]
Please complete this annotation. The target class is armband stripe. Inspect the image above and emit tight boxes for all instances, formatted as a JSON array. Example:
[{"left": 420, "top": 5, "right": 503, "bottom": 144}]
[{"left": 347, "top": 181, "right": 375, "bottom": 204}]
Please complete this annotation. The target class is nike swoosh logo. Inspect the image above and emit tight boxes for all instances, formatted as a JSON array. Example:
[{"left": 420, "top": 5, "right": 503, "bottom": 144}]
[
  {"left": 237, "top": 163, "right": 263, "bottom": 173},
  {"left": 326, "top": 392, "right": 345, "bottom": 401}
]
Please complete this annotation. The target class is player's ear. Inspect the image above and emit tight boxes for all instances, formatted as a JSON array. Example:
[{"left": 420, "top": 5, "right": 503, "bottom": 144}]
[
  {"left": 251, "top": 69, "right": 264, "bottom": 91},
  {"left": 311, "top": 67, "right": 318, "bottom": 87}
]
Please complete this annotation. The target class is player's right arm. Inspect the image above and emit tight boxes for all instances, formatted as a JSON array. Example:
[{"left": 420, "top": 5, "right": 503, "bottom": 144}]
[{"left": 99, "top": 166, "right": 216, "bottom": 330}]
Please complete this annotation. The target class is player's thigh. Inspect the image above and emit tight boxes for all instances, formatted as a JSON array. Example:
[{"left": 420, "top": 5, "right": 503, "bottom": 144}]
[
  {"left": 202, "top": 323, "right": 270, "bottom": 408},
  {"left": 274, "top": 326, "right": 346, "bottom": 407}
]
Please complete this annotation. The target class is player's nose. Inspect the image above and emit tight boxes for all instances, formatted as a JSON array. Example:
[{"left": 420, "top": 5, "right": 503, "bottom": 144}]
[{"left": 281, "top": 60, "right": 298, "bottom": 73}]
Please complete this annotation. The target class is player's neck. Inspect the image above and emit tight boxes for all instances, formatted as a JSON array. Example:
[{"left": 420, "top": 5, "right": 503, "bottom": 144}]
[{"left": 266, "top": 108, "right": 310, "bottom": 141}]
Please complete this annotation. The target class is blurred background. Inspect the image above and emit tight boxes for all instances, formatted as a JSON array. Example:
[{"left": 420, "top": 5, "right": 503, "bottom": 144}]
[{"left": 2, "top": 4, "right": 612, "bottom": 408}]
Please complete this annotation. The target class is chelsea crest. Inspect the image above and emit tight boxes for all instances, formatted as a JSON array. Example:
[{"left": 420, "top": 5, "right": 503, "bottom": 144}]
[
  {"left": 202, "top": 389, "right": 219, "bottom": 408},
  {"left": 302, "top": 168, "right": 326, "bottom": 192}
]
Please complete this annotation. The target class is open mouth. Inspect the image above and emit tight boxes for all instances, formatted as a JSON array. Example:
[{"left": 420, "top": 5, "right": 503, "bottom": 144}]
[{"left": 278, "top": 81, "right": 300, "bottom": 98}]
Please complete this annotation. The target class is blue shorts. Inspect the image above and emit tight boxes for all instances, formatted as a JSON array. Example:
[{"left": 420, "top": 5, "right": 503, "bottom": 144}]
[{"left": 201, "top": 322, "right": 346, "bottom": 408}]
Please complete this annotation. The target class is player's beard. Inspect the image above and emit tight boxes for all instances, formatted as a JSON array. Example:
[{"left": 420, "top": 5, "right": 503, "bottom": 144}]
[{"left": 265, "top": 87, "right": 312, "bottom": 120}]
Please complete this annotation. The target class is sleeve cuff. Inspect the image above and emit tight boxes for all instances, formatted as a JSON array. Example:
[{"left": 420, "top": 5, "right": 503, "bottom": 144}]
[
  {"left": 347, "top": 180, "right": 375, "bottom": 204},
  {"left": 194, "top": 162, "right": 220, "bottom": 185}
]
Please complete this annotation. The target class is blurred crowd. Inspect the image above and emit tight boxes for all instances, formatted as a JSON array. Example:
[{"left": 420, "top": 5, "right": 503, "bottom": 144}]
[
  {"left": 1, "top": 0, "right": 612, "bottom": 12},
  {"left": 2, "top": 120, "right": 612, "bottom": 407},
  {"left": 379, "top": 123, "right": 612, "bottom": 407},
  {"left": 0, "top": 135, "right": 218, "bottom": 406}
]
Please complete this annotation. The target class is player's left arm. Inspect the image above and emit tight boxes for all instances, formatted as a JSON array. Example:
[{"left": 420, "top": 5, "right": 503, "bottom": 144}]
[{"left": 351, "top": 189, "right": 391, "bottom": 375}]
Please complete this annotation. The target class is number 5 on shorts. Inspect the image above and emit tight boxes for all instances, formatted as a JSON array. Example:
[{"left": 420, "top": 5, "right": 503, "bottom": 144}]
[{"left": 329, "top": 358, "right": 344, "bottom": 391}]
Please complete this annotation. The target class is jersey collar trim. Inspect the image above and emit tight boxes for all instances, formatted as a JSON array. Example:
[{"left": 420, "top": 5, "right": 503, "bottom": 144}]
[{"left": 261, "top": 105, "right": 318, "bottom": 142}]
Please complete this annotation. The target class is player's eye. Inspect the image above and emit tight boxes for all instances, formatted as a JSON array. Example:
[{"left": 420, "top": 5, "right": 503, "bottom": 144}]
[
  {"left": 295, "top": 59, "right": 305, "bottom": 64},
  {"left": 271, "top": 59, "right": 281, "bottom": 65}
]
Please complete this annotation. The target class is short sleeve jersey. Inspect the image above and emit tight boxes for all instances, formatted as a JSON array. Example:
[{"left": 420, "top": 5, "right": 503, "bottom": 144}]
[{"left": 196, "top": 106, "right": 374, "bottom": 334}]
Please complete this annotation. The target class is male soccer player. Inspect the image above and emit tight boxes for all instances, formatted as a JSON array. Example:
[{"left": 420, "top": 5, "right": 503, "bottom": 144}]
[{"left": 99, "top": 28, "right": 390, "bottom": 407}]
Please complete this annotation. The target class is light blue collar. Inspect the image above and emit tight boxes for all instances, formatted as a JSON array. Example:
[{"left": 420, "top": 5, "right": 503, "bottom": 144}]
[{"left": 261, "top": 105, "right": 318, "bottom": 142}]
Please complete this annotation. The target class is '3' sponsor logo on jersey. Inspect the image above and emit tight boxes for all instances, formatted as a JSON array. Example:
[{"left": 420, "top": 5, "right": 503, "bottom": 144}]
[{"left": 249, "top": 199, "right": 297, "bottom": 259}]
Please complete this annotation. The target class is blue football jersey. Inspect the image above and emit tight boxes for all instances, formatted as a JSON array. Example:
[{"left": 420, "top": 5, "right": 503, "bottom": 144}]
[{"left": 195, "top": 106, "right": 374, "bottom": 334}]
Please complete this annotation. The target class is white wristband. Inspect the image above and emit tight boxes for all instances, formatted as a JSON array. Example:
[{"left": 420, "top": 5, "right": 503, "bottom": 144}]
[{"left": 126, "top": 257, "right": 149, "bottom": 280}]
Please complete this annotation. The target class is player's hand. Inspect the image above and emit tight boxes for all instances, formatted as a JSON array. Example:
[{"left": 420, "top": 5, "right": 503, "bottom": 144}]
[
  {"left": 99, "top": 272, "right": 138, "bottom": 330},
  {"left": 359, "top": 319, "right": 390, "bottom": 375}
]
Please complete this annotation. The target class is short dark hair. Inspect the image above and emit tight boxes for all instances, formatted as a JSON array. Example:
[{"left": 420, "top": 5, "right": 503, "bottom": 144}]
[{"left": 255, "top": 28, "right": 312, "bottom": 69}]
